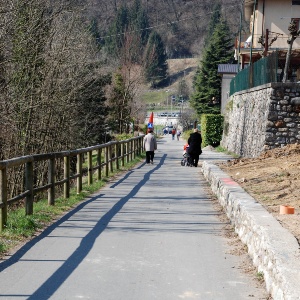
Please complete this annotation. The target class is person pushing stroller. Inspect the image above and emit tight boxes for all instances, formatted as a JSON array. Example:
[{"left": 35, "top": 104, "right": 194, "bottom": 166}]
[{"left": 187, "top": 128, "right": 202, "bottom": 167}]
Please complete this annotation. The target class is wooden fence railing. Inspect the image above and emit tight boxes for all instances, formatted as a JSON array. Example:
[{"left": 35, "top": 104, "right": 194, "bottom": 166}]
[{"left": 0, "top": 135, "right": 145, "bottom": 231}]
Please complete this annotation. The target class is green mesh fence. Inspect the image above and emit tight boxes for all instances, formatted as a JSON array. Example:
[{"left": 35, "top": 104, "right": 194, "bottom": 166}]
[{"left": 230, "top": 50, "right": 278, "bottom": 95}]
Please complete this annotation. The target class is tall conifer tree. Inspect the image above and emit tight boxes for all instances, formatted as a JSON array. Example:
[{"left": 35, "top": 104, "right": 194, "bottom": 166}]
[
  {"left": 144, "top": 31, "right": 168, "bottom": 86},
  {"left": 204, "top": 2, "right": 222, "bottom": 45},
  {"left": 130, "top": 0, "right": 149, "bottom": 46},
  {"left": 105, "top": 0, "right": 150, "bottom": 63},
  {"left": 105, "top": 5, "right": 129, "bottom": 57},
  {"left": 191, "top": 19, "right": 234, "bottom": 115}
]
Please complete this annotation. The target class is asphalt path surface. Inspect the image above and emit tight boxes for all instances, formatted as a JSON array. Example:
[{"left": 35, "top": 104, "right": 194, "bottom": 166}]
[{"left": 0, "top": 135, "right": 267, "bottom": 300}]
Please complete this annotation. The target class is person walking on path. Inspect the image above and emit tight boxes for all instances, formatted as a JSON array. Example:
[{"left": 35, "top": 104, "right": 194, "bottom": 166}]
[
  {"left": 176, "top": 129, "right": 181, "bottom": 141},
  {"left": 171, "top": 128, "right": 176, "bottom": 140},
  {"left": 144, "top": 129, "right": 157, "bottom": 164},
  {"left": 188, "top": 128, "right": 202, "bottom": 167}
]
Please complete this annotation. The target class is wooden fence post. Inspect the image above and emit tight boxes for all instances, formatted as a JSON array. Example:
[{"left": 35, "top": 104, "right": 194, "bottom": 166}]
[
  {"left": 77, "top": 153, "right": 83, "bottom": 194},
  {"left": 126, "top": 141, "right": 130, "bottom": 163},
  {"left": 109, "top": 144, "right": 113, "bottom": 172},
  {"left": 137, "top": 138, "right": 139, "bottom": 155},
  {"left": 133, "top": 139, "right": 136, "bottom": 159},
  {"left": 116, "top": 142, "right": 119, "bottom": 170},
  {"left": 0, "top": 168, "right": 7, "bottom": 231},
  {"left": 140, "top": 137, "right": 143, "bottom": 154},
  {"left": 105, "top": 146, "right": 109, "bottom": 177},
  {"left": 48, "top": 157, "right": 55, "bottom": 205},
  {"left": 97, "top": 149, "right": 102, "bottom": 180},
  {"left": 121, "top": 142, "right": 125, "bottom": 167},
  {"left": 88, "top": 151, "right": 93, "bottom": 185},
  {"left": 64, "top": 155, "right": 70, "bottom": 198},
  {"left": 25, "top": 161, "right": 34, "bottom": 215}
]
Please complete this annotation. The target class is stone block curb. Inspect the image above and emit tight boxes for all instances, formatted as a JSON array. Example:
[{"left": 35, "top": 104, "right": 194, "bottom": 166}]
[{"left": 202, "top": 161, "right": 300, "bottom": 300}]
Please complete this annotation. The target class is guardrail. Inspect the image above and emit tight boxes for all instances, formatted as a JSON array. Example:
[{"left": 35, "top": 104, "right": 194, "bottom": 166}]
[{"left": 0, "top": 135, "right": 144, "bottom": 231}]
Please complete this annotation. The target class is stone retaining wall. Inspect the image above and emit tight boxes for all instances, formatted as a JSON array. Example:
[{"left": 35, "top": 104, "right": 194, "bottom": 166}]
[
  {"left": 222, "top": 83, "right": 300, "bottom": 157},
  {"left": 202, "top": 161, "right": 300, "bottom": 300}
]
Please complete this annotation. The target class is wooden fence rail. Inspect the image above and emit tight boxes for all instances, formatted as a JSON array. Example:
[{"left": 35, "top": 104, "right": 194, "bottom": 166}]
[{"left": 0, "top": 135, "right": 145, "bottom": 231}]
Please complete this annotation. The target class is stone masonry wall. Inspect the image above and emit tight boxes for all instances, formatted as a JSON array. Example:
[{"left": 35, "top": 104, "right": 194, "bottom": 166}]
[
  {"left": 221, "top": 83, "right": 300, "bottom": 157},
  {"left": 202, "top": 161, "right": 300, "bottom": 299}
]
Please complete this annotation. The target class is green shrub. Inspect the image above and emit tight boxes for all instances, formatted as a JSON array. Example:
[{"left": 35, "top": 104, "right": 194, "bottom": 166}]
[
  {"left": 226, "top": 99, "right": 233, "bottom": 111},
  {"left": 115, "top": 133, "right": 133, "bottom": 141},
  {"left": 182, "top": 129, "right": 193, "bottom": 141},
  {"left": 201, "top": 114, "right": 224, "bottom": 147}
]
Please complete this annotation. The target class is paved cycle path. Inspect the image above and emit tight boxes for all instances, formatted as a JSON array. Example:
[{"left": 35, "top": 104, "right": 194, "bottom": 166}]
[{"left": 0, "top": 136, "right": 267, "bottom": 299}]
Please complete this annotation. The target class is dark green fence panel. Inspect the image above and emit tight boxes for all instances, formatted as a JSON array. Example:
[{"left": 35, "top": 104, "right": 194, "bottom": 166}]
[{"left": 230, "top": 51, "right": 278, "bottom": 95}]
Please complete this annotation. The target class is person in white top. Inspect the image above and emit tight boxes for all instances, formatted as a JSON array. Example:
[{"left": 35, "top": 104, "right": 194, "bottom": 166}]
[
  {"left": 143, "top": 129, "right": 157, "bottom": 164},
  {"left": 176, "top": 129, "right": 181, "bottom": 141}
]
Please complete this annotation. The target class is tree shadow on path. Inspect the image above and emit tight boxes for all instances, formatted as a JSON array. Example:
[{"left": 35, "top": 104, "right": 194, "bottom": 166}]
[{"left": 10, "top": 154, "right": 166, "bottom": 300}]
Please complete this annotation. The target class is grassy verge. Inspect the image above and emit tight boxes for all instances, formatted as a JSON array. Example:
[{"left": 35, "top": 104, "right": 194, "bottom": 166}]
[
  {"left": 141, "top": 90, "right": 166, "bottom": 104},
  {"left": 182, "top": 129, "right": 192, "bottom": 141},
  {"left": 0, "top": 154, "right": 145, "bottom": 257},
  {"left": 215, "top": 145, "right": 240, "bottom": 158}
]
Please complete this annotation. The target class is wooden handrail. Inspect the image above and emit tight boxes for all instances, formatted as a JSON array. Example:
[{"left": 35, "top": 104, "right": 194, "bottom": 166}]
[{"left": 0, "top": 135, "right": 145, "bottom": 231}]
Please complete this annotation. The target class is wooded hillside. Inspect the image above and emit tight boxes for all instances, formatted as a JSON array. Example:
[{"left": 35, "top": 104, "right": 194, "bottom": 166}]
[{"left": 85, "top": 0, "right": 242, "bottom": 58}]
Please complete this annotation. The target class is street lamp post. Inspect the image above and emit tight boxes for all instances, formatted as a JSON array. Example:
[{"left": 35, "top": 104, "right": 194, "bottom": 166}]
[{"left": 166, "top": 89, "right": 169, "bottom": 125}]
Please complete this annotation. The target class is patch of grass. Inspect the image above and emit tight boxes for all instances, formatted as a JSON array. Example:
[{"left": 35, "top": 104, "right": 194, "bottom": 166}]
[
  {"left": 182, "top": 129, "right": 193, "bottom": 141},
  {"left": 0, "top": 242, "right": 7, "bottom": 253},
  {"left": 0, "top": 155, "right": 144, "bottom": 258},
  {"left": 215, "top": 145, "right": 240, "bottom": 158},
  {"left": 141, "top": 90, "right": 167, "bottom": 104},
  {"left": 225, "top": 99, "right": 233, "bottom": 111},
  {"left": 256, "top": 271, "right": 264, "bottom": 282}
]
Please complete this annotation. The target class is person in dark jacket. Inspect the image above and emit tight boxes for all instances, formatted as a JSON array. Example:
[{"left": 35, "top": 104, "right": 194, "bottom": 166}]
[{"left": 187, "top": 128, "right": 202, "bottom": 167}]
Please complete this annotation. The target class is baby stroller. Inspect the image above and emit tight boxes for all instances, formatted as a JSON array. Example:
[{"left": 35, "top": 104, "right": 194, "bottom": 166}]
[{"left": 181, "top": 144, "right": 193, "bottom": 167}]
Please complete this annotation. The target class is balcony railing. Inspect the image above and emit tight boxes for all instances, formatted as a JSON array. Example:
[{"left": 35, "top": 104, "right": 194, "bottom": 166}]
[{"left": 230, "top": 50, "right": 278, "bottom": 95}]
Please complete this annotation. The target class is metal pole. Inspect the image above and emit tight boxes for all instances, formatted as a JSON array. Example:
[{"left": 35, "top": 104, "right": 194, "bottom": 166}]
[
  {"left": 250, "top": 0, "right": 257, "bottom": 66},
  {"left": 238, "top": 9, "right": 242, "bottom": 71}
]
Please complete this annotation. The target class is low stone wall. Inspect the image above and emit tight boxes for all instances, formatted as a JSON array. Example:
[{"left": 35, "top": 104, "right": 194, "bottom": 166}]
[
  {"left": 222, "top": 83, "right": 300, "bottom": 157},
  {"left": 202, "top": 161, "right": 300, "bottom": 300}
]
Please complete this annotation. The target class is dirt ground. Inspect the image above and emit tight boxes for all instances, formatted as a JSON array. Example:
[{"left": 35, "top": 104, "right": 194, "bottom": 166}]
[{"left": 217, "top": 143, "right": 300, "bottom": 245}]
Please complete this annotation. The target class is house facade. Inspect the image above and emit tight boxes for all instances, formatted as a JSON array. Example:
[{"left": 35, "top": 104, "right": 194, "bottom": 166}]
[
  {"left": 217, "top": 64, "right": 238, "bottom": 114},
  {"left": 237, "top": 0, "right": 300, "bottom": 72},
  {"left": 223, "top": 0, "right": 300, "bottom": 158}
]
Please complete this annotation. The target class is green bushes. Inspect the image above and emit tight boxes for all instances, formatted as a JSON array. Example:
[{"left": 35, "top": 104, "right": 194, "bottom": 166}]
[
  {"left": 182, "top": 129, "right": 193, "bottom": 141},
  {"left": 201, "top": 114, "right": 224, "bottom": 147},
  {"left": 115, "top": 133, "right": 134, "bottom": 141}
]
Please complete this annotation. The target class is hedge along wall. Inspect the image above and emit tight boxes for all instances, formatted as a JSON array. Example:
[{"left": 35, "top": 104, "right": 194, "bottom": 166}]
[
  {"left": 221, "top": 82, "right": 300, "bottom": 158},
  {"left": 201, "top": 114, "right": 224, "bottom": 147}
]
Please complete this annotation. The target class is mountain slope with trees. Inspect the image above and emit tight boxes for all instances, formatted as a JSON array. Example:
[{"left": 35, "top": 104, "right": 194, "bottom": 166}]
[{"left": 86, "top": 0, "right": 242, "bottom": 59}]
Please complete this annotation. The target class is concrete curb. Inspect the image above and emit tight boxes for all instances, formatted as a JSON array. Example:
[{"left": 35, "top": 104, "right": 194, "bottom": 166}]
[{"left": 202, "top": 161, "right": 300, "bottom": 300}]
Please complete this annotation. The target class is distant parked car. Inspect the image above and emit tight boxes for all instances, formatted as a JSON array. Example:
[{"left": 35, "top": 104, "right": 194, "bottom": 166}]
[{"left": 163, "top": 125, "right": 173, "bottom": 134}]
